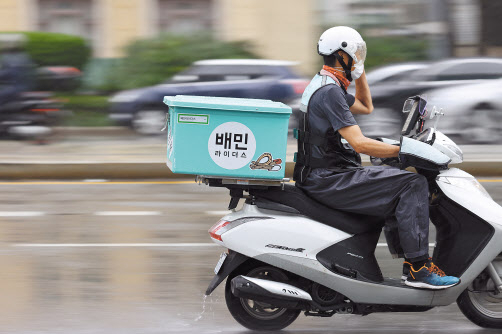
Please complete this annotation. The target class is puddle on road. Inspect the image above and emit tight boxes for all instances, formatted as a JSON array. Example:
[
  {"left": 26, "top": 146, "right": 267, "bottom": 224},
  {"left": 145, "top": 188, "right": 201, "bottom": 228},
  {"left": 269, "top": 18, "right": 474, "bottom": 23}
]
[{"left": 194, "top": 294, "right": 208, "bottom": 322}]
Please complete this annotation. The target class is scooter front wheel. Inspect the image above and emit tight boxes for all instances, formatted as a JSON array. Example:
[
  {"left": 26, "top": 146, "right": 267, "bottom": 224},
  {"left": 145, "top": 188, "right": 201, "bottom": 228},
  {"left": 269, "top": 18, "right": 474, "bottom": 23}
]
[
  {"left": 225, "top": 261, "right": 301, "bottom": 331},
  {"left": 457, "top": 270, "right": 502, "bottom": 329}
]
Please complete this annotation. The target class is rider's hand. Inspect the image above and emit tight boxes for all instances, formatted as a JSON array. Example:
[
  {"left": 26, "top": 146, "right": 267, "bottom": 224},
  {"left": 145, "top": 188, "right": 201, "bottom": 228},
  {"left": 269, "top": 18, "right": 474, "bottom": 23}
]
[
  {"left": 354, "top": 70, "right": 366, "bottom": 82},
  {"left": 370, "top": 138, "right": 401, "bottom": 167}
]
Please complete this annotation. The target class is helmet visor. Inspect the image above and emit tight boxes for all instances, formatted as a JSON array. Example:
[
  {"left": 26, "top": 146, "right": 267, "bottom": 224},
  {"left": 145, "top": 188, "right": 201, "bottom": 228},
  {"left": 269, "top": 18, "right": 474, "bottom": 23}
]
[{"left": 354, "top": 41, "right": 367, "bottom": 65}]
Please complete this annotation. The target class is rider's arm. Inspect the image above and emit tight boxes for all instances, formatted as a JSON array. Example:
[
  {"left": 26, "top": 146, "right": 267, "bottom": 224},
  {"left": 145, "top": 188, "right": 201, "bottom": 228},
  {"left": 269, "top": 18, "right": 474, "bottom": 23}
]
[
  {"left": 349, "top": 71, "right": 373, "bottom": 115},
  {"left": 338, "top": 125, "right": 399, "bottom": 158},
  {"left": 322, "top": 85, "right": 394, "bottom": 158}
]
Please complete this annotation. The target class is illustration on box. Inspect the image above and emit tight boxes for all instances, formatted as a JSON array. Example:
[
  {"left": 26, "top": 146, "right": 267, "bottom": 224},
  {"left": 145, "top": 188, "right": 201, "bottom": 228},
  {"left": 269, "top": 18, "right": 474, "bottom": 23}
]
[{"left": 249, "top": 153, "right": 282, "bottom": 171}]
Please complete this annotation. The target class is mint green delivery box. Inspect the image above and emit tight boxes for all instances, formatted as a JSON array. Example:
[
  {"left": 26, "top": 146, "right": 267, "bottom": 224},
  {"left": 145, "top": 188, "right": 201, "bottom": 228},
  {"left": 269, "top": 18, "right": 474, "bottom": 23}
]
[{"left": 163, "top": 95, "right": 291, "bottom": 180}]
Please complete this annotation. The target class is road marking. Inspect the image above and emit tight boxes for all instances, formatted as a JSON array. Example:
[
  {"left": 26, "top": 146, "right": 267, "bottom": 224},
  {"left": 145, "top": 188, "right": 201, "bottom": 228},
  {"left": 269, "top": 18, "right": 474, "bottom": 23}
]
[
  {"left": 377, "top": 243, "right": 435, "bottom": 247},
  {"left": 12, "top": 243, "right": 218, "bottom": 248},
  {"left": 0, "top": 181, "right": 194, "bottom": 185},
  {"left": 205, "top": 211, "right": 231, "bottom": 216},
  {"left": 0, "top": 211, "right": 45, "bottom": 217},
  {"left": 94, "top": 211, "right": 162, "bottom": 216}
]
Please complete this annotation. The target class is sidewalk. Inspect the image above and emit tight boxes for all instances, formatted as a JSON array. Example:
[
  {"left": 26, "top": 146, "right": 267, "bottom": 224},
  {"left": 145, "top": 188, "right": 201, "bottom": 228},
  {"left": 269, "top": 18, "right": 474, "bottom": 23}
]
[{"left": 0, "top": 128, "right": 500, "bottom": 179}]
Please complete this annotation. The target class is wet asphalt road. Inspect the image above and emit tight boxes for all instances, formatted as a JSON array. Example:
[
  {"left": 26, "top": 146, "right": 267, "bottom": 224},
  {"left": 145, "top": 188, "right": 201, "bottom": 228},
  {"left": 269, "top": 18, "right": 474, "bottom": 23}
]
[{"left": 1, "top": 180, "right": 502, "bottom": 333}]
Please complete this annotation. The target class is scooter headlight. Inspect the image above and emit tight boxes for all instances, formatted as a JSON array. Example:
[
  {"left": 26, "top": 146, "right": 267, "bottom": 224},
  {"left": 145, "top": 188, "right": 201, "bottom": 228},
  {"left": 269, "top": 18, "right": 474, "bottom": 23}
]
[{"left": 437, "top": 176, "right": 491, "bottom": 200}]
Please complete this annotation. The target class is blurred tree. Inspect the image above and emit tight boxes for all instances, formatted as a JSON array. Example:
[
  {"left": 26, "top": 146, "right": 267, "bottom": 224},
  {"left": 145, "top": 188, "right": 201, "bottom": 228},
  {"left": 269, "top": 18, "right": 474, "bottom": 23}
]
[
  {"left": 364, "top": 35, "right": 428, "bottom": 69},
  {"left": 317, "top": 26, "right": 428, "bottom": 70},
  {"left": 100, "top": 34, "right": 257, "bottom": 91},
  {"left": 20, "top": 32, "right": 91, "bottom": 69}
]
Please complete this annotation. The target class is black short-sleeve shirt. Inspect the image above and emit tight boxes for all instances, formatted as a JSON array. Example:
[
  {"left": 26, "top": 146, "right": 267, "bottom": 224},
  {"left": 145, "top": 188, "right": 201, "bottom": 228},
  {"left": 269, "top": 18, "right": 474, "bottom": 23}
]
[{"left": 308, "top": 84, "right": 357, "bottom": 158}]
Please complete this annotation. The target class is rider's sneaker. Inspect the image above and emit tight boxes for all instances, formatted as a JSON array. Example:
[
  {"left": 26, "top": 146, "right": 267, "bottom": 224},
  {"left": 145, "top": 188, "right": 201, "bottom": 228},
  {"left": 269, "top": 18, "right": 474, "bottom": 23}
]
[
  {"left": 405, "top": 259, "right": 460, "bottom": 290},
  {"left": 401, "top": 261, "right": 411, "bottom": 281}
]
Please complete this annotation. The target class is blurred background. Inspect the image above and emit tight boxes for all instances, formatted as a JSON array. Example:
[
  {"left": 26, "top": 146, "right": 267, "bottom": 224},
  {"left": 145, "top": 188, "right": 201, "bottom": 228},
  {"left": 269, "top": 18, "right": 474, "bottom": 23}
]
[
  {"left": 1, "top": 1, "right": 502, "bottom": 333},
  {"left": 0, "top": 0, "right": 501, "bottom": 142}
]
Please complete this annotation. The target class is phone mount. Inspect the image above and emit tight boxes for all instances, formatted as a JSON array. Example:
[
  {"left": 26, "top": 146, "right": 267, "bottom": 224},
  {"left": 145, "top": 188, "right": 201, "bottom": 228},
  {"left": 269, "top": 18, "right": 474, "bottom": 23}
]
[{"left": 401, "top": 96, "right": 425, "bottom": 136}]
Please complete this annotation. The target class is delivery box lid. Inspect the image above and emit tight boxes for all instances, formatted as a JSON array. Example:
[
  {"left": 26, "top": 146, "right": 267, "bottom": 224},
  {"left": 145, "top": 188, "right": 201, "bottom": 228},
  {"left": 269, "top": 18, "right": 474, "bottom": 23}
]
[{"left": 163, "top": 95, "right": 291, "bottom": 114}]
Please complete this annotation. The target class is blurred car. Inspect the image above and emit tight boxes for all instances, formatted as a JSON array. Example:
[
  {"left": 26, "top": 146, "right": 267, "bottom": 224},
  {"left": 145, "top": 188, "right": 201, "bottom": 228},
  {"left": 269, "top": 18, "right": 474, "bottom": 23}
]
[
  {"left": 355, "top": 58, "right": 502, "bottom": 139},
  {"left": 364, "top": 62, "right": 429, "bottom": 86},
  {"left": 425, "top": 79, "right": 502, "bottom": 144},
  {"left": 109, "top": 59, "right": 309, "bottom": 134},
  {"left": 349, "top": 62, "right": 428, "bottom": 138},
  {"left": 0, "top": 91, "right": 64, "bottom": 140},
  {"left": 36, "top": 66, "right": 82, "bottom": 91}
]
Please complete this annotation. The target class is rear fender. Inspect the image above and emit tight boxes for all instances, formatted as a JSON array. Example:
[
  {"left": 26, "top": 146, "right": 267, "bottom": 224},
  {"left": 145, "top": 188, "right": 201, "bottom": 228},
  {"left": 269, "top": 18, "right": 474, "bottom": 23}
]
[{"left": 205, "top": 250, "right": 249, "bottom": 296}]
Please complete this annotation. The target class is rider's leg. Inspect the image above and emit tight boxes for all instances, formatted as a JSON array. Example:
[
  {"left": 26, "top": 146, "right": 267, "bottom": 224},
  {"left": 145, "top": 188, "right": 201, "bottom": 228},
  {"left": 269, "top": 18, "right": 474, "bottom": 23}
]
[
  {"left": 298, "top": 166, "right": 460, "bottom": 289},
  {"left": 393, "top": 172, "right": 429, "bottom": 260},
  {"left": 383, "top": 216, "right": 404, "bottom": 259},
  {"left": 383, "top": 216, "right": 410, "bottom": 280},
  {"left": 390, "top": 173, "right": 460, "bottom": 288},
  {"left": 299, "top": 166, "right": 429, "bottom": 257}
]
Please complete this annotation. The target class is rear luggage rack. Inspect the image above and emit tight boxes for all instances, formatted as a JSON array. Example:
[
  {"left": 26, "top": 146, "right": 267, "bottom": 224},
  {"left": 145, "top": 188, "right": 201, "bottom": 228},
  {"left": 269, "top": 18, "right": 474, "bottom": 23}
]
[
  {"left": 195, "top": 176, "right": 291, "bottom": 210},
  {"left": 195, "top": 175, "right": 289, "bottom": 188}
]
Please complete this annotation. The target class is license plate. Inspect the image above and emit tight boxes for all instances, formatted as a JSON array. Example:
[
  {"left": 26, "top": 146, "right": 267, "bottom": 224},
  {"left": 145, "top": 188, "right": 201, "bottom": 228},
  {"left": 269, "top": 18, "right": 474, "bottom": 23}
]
[{"left": 214, "top": 252, "right": 228, "bottom": 274}]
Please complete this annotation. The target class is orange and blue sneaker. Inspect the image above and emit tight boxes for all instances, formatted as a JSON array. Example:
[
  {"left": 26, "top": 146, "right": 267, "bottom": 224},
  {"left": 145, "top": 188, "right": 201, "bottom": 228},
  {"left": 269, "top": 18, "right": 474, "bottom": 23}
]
[
  {"left": 405, "top": 259, "right": 460, "bottom": 290},
  {"left": 401, "top": 261, "right": 412, "bottom": 281}
]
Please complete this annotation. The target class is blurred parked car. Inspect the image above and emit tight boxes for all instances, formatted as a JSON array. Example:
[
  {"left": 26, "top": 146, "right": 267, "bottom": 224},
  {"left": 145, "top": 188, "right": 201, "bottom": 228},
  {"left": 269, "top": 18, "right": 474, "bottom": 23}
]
[
  {"left": 355, "top": 58, "right": 502, "bottom": 139},
  {"left": 426, "top": 79, "right": 502, "bottom": 144},
  {"left": 109, "top": 59, "right": 308, "bottom": 134}
]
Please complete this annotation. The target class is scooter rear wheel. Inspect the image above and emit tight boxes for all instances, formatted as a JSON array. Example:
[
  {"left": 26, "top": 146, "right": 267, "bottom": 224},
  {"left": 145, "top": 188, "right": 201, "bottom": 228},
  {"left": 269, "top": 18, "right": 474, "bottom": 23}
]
[
  {"left": 225, "top": 261, "right": 301, "bottom": 331},
  {"left": 457, "top": 270, "right": 502, "bottom": 329}
]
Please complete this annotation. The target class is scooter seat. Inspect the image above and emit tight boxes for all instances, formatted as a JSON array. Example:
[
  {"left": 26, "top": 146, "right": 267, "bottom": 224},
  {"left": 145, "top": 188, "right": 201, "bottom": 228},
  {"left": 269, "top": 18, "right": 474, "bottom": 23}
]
[{"left": 250, "top": 184, "right": 384, "bottom": 235}]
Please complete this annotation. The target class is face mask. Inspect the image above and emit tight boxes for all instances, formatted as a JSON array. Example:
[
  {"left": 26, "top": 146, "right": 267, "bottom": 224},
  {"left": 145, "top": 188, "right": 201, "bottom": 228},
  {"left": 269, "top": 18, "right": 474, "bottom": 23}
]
[{"left": 352, "top": 63, "right": 364, "bottom": 80}]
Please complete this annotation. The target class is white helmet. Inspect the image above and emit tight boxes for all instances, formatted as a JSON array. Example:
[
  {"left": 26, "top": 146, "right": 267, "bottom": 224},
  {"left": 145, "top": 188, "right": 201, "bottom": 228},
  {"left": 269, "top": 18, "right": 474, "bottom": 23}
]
[{"left": 318, "top": 26, "right": 367, "bottom": 81}]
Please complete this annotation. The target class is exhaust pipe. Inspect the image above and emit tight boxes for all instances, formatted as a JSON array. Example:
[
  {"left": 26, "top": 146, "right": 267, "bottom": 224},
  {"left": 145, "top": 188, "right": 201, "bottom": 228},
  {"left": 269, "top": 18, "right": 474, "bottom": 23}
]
[
  {"left": 231, "top": 276, "right": 355, "bottom": 313},
  {"left": 231, "top": 275, "right": 312, "bottom": 308}
]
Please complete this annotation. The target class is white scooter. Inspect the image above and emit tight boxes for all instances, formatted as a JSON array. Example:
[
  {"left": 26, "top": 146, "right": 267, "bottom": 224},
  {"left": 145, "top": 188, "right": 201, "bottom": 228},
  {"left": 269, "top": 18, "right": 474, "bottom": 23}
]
[{"left": 202, "top": 96, "right": 502, "bottom": 331}]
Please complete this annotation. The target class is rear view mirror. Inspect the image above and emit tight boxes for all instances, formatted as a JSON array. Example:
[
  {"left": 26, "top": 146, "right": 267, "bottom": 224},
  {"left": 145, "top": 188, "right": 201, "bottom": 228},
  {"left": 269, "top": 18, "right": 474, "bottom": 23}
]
[{"left": 402, "top": 98, "right": 415, "bottom": 114}]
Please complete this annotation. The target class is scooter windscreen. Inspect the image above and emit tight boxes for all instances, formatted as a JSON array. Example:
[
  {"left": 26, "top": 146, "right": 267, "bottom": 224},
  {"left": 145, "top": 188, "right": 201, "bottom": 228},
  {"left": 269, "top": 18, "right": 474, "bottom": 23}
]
[{"left": 401, "top": 96, "right": 427, "bottom": 136}]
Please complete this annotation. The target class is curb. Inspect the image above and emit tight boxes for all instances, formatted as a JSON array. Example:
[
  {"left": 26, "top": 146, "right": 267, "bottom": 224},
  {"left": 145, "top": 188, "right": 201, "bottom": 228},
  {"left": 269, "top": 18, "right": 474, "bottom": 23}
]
[
  {"left": 0, "top": 162, "right": 182, "bottom": 180},
  {"left": 0, "top": 161, "right": 500, "bottom": 180},
  {"left": 54, "top": 126, "right": 134, "bottom": 136}
]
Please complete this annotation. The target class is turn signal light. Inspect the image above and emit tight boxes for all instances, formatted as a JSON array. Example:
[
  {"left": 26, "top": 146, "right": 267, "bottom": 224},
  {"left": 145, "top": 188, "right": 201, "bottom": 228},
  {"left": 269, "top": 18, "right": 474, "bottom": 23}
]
[{"left": 208, "top": 219, "right": 230, "bottom": 241}]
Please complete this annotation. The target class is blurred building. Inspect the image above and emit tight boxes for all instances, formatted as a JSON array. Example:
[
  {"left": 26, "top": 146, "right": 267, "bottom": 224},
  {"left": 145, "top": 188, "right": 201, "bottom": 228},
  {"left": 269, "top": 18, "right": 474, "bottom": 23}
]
[
  {"left": 217, "top": 0, "right": 317, "bottom": 74},
  {"left": 451, "top": 0, "right": 502, "bottom": 57},
  {"left": 318, "top": 0, "right": 502, "bottom": 59},
  {"left": 0, "top": 0, "right": 317, "bottom": 73},
  {"left": 318, "top": 0, "right": 428, "bottom": 31},
  {"left": 1, "top": 0, "right": 501, "bottom": 73}
]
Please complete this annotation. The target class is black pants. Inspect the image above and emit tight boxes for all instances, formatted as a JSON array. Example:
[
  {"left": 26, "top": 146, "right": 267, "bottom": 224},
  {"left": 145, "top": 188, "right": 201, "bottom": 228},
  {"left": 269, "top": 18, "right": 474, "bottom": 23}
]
[{"left": 297, "top": 166, "right": 429, "bottom": 260}]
